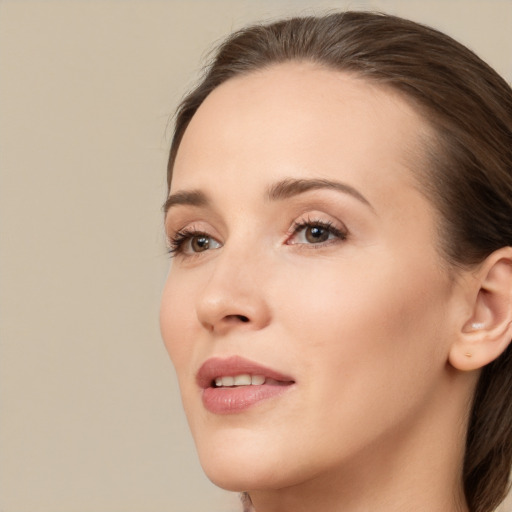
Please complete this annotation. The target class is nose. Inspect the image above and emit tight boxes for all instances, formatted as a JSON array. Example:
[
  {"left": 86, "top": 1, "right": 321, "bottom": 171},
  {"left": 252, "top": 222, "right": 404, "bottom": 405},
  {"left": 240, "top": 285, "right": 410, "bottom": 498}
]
[{"left": 195, "top": 245, "right": 272, "bottom": 335}]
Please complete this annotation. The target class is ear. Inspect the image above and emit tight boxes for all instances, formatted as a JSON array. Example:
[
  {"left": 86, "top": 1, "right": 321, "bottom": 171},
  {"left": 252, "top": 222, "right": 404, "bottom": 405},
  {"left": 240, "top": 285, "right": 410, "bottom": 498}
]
[{"left": 449, "top": 247, "right": 512, "bottom": 371}]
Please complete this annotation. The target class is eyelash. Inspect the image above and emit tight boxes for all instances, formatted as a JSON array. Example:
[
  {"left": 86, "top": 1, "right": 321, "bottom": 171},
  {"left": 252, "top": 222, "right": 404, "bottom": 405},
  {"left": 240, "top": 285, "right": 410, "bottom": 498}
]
[
  {"left": 167, "top": 228, "right": 212, "bottom": 258},
  {"left": 167, "top": 218, "right": 347, "bottom": 258}
]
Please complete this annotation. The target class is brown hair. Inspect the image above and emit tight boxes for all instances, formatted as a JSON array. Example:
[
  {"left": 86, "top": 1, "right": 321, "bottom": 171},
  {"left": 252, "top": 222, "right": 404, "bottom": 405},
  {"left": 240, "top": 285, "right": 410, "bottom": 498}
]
[{"left": 167, "top": 12, "right": 512, "bottom": 512}]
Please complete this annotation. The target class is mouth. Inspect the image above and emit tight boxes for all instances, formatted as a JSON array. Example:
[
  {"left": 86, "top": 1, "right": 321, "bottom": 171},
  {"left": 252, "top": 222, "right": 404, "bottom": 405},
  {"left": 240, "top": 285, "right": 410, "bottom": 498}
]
[{"left": 196, "top": 356, "right": 295, "bottom": 414}]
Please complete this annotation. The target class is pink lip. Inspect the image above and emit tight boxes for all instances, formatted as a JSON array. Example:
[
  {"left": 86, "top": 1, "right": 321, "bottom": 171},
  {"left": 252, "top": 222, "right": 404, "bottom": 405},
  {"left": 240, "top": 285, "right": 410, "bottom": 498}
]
[{"left": 197, "top": 356, "right": 295, "bottom": 414}]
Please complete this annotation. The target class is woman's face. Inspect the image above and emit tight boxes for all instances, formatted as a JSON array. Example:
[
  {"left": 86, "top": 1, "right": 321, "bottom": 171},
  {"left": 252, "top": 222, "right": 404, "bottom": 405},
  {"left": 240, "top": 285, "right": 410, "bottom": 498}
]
[{"left": 161, "top": 63, "right": 464, "bottom": 492}]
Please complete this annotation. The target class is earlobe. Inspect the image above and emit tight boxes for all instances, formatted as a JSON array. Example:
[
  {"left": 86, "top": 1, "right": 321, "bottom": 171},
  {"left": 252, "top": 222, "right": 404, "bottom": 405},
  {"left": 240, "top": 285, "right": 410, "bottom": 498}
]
[{"left": 449, "top": 247, "right": 512, "bottom": 372}]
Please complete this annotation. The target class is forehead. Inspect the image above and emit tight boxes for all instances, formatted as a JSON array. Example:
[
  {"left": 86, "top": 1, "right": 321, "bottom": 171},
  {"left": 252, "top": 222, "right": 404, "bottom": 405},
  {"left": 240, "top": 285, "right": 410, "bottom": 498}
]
[{"left": 171, "top": 62, "right": 430, "bottom": 199}]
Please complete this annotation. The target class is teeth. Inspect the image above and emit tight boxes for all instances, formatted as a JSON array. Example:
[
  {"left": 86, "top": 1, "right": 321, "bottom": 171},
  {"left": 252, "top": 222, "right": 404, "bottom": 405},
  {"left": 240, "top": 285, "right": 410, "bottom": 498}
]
[
  {"left": 251, "top": 375, "right": 265, "bottom": 385},
  {"left": 222, "top": 376, "right": 235, "bottom": 386},
  {"left": 234, "top": 374, "right": 251, "bottom": 386},
  {"left": 214, "top": 374, "right": 266, "bottom": 387}
]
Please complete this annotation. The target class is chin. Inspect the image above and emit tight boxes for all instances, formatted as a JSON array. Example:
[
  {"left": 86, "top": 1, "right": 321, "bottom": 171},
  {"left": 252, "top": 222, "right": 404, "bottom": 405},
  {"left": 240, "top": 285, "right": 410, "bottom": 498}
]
[
  {"left": 204, "top": 468, "right": 260, "bottom": 492},
  {"left": 194, "top": 430, "right": 297, "bottom": 492},
  {"left": 200, "top": 455, "right": 272, "bottom": 491}
]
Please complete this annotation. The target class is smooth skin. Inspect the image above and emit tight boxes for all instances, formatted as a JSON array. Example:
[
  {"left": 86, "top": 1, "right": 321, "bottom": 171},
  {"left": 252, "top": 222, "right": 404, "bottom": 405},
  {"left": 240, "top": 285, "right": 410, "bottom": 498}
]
[{"left": 160, "top": 63, "right": 512, "bottom": 512}]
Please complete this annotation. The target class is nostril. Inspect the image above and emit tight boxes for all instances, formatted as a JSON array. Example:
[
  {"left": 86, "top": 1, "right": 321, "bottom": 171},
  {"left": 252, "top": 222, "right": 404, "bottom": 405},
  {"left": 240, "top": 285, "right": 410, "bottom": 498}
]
[{"left": 224, "top": 314, "right": 250, "bottom": 323}]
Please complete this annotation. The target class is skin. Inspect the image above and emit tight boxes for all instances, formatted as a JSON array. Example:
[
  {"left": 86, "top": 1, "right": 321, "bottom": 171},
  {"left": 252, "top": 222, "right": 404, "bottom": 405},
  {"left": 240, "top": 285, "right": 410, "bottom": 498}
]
[{"left": 160, "top": 62, "right": 479, "bottom": 512}]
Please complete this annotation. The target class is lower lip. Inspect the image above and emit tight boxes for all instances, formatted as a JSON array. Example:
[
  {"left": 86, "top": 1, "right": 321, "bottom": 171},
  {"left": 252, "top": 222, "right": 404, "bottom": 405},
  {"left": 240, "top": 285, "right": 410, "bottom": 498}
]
[{"left": 201, "top": 383, "right": 293, "bottom": 414}]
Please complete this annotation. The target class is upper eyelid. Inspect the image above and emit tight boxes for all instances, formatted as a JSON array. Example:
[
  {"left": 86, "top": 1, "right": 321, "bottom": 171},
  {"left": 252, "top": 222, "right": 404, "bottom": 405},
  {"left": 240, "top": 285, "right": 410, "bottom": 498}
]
[
  {"left": 168, "top": 213, "right": 346, "bottom": 232},
  {"left": 291, "top": 212, "right": 348, "bottom": 230},
  {"left": 291, "top": 218, "right": 335, "bottom": 232},
  {"left": 164, "top": 208, "right": 227, "bottom": 238},
  {"left": 166, "top": 217, "right": 218, "bottom": 236}
]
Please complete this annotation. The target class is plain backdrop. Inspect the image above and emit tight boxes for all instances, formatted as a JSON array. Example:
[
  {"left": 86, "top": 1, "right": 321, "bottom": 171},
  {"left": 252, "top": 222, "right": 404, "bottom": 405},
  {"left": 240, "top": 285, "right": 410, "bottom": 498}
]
[{"left": 1, "top": 1, "right": 511, "bottom": 511}]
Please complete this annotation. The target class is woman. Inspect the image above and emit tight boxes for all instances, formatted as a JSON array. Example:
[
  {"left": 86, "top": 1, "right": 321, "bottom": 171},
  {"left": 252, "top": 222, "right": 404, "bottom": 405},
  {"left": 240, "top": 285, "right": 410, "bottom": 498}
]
[{"left": 160, "top": 12, "right": 512, "bottom": 512}]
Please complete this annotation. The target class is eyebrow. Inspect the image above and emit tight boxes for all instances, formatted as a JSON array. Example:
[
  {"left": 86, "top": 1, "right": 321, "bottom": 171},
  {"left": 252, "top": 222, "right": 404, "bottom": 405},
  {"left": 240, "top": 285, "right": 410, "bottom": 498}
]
[
  {"left": 163, "top": 190, "right": 209, "bottom": 215},
  {"left": 267, "top": 178, "right": 374, "bottom": 211},
  {"left": 163, "top": 177, "right": 374, "bottom": 216}
]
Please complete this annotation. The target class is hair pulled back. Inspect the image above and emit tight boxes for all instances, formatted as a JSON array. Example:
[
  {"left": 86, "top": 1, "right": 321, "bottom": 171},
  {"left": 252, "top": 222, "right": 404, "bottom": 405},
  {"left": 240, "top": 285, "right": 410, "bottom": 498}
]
[{"left": 167, "top": 12, "right": 512, "bottom": 512}]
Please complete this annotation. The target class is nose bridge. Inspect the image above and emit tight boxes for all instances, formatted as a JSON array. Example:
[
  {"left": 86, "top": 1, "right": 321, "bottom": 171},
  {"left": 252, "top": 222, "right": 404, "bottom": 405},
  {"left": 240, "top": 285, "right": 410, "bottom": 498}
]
[{"left": 195, "top": 234, "right": 271, "bottom": 333}]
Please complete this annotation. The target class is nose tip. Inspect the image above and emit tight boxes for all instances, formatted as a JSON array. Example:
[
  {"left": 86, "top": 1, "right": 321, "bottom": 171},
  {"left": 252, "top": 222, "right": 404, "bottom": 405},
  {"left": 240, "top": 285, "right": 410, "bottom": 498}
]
[
  {"left": 198, "top": 297, "right": 270, "bottom": 334},
  {"left": 195, "top": 265, "right": 271, "bottom": 334}
]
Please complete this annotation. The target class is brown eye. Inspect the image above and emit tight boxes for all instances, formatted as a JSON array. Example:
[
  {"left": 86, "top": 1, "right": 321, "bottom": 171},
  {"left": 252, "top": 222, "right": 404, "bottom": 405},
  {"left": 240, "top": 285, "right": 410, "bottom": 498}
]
[
  {"left": 191, "top": 235, "right": 211, "bottom": 252},
  {"left": 305, "top": 226, "right": 330, "bottom": 243},
  {"left": 287, "top": 220, "right": 346, "bottom": 247}
]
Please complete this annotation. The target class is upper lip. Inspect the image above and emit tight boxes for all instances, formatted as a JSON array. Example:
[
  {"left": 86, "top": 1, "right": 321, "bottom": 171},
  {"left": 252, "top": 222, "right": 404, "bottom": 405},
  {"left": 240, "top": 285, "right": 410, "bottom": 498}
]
[{"left": 196, "top": 356, "right": 295, "bottom": 389}]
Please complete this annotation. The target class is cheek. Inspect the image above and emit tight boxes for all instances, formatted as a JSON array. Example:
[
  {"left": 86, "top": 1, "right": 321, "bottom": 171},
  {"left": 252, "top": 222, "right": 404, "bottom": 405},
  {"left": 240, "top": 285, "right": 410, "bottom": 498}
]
[
  {"left": 160, "top": 272, "right": 197, "bottom": 375},
  {"left": 261, "top": 256, "right": 453, "bottom": 472},
  {"left": 287, "top": 250, "right": 450, "bottom": 343},
  {"left": 281, "top": 253, "right": 452, "bottom": 407}
]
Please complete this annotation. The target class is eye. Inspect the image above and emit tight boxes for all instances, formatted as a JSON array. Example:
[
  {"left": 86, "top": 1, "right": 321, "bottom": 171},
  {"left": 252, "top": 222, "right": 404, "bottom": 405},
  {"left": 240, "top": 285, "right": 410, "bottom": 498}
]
[
  {"left": 168, "top": 229, "right": 222, "bottom": 257},
  {"left": 287, "top": 219, "right": 347, "bottom": 246}
]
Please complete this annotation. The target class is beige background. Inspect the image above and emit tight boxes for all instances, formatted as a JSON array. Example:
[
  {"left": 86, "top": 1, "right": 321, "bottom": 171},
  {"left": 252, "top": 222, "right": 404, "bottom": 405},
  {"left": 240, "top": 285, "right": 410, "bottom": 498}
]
[{"left": 1, "top": 1, "right": 511, "bottom": 511}]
